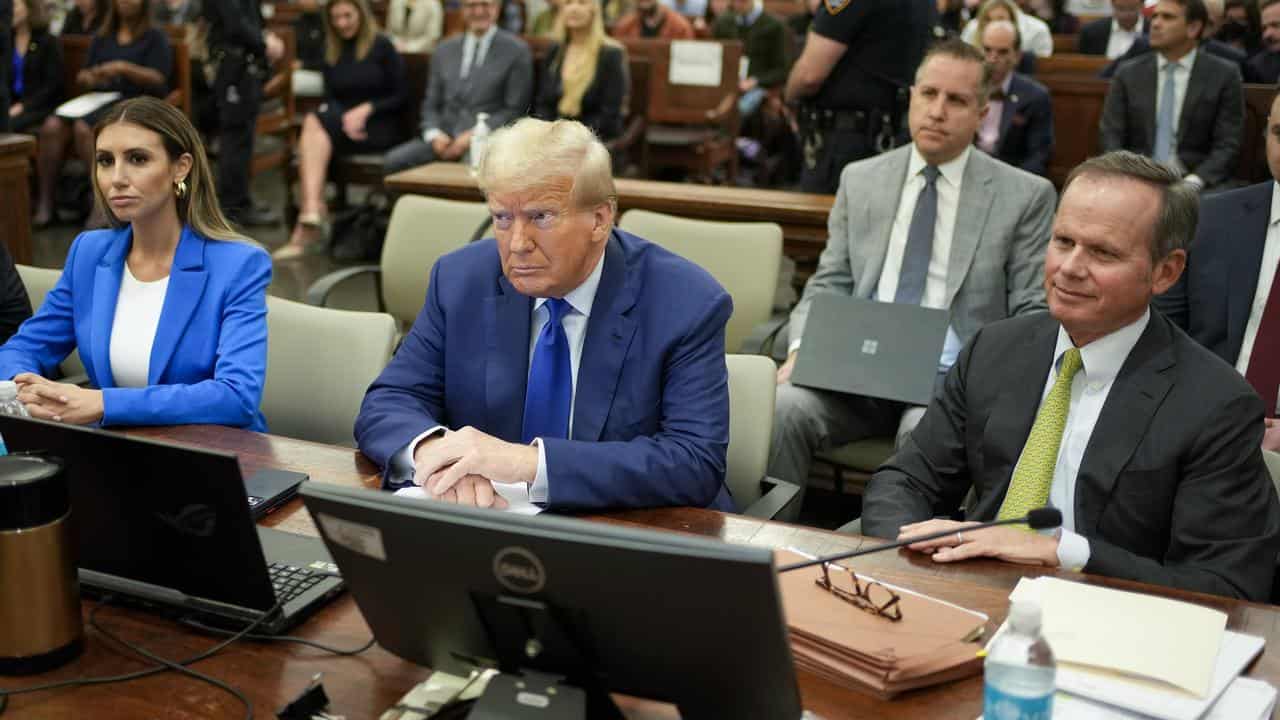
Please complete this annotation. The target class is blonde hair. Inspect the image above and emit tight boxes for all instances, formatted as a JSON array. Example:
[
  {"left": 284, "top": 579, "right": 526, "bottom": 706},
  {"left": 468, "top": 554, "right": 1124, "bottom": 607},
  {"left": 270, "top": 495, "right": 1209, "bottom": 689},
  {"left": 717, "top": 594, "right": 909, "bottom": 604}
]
[
  {"left": 324, "top": 0, "right": 380, "bottom": 65},
  {"left": 551, "top": 0, "right": 621, "bottom": 118},
  {"left": 93, "top": 97, "right": 244, "bottom": 241},
  {"left": 478, "top": 118, "right": 616, "bottom": 212}
]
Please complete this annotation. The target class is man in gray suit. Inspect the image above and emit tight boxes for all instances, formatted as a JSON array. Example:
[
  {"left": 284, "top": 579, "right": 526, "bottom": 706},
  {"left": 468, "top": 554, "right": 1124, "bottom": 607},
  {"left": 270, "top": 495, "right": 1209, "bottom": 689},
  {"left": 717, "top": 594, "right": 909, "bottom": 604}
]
[
  {"left": 768, "top": 39, "right": 1056, "bottom": 493},
  {"left": 863, "top": 152, "right": 1280, "bottom": 602},
  {"left": 383, "top": 0, "right": 534, "bottom": 173},
  {"left": 1099, "top": 0, "right": 1243, "bottom": 191}
]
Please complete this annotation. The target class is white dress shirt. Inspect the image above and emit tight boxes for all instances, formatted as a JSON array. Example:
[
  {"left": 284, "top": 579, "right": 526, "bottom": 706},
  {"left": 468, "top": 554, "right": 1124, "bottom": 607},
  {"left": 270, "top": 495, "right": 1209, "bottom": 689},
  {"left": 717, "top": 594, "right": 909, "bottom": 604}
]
[
  {"left": 400, "top": 249, "right": 606, "bottom": 500},
  {"left": 1105, "top": 18, "right": 1140, "bottom": 60},
  {"left": 976, "top": 74, "right": 1013, "bottom": 154},
  {"left": 1023, "top": 309, "right": 1151, "bottom": 570},
  {"left": 1236, "top": 182, "right": 1280, "bottom": 388},
  {"left": 108, "top": 264, "right": 170, "bottom": 389},
  {"left": 1155, "top": 48, "right": 1198, "bottom": 179}
]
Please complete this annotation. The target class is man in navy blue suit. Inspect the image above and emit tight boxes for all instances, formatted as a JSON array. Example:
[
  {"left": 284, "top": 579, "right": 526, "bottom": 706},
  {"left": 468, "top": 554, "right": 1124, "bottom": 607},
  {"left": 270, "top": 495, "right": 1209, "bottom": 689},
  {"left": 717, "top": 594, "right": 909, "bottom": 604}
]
[
  {"left": 355, "top": 118, "right": 736, "bottom": 512},
  {"left": 1155, "top": 92, "right": 1280, "bottom": 452},
  {"left": 976, "top": 20, "right": 1054, "bottom": 177}
]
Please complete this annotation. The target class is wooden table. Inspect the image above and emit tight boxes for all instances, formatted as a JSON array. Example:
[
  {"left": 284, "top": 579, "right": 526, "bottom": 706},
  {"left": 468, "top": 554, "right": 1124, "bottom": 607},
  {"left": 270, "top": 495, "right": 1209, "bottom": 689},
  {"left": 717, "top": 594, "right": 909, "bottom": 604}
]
[
  {"left": 5, "top": 425, "right": 1279, "bottom": 719},
  {"left": 0, "top": 134, "right": 35, "bottom": 266},
  {"left": 384, "top": 162, "right": 836, "bottom": 288}
]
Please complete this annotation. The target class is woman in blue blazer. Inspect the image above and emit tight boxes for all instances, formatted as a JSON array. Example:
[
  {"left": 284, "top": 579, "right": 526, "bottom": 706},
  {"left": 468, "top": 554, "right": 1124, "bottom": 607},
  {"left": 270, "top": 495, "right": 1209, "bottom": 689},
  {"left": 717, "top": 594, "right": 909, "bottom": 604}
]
[{"left": 0, "top": 97, "right": 271, "bottom": 430}]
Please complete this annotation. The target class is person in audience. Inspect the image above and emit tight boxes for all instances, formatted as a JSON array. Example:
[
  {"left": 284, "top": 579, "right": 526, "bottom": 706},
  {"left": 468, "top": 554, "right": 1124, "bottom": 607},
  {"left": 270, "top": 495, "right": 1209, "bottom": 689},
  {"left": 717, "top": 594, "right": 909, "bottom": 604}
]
[
  {"left": 1078, "top": 0, "right": 1147, "bottom": 58},
  {"left": 961, "top": 0, "right": 1054, "bottom": 57},
  {"left": 1100, "top": 0, "right": 1243, "bottom": 192},
  {"left": 60, "top": 0, "right": 105, "bottom": 34},
  {"left": 355, "top": 117, "right": 735, "bottom": 512},
  {"left": 1245, "top": 0, "right": 1280, "bottom": 82},
  {"left": 1020, "top": 0, "right": 1077, "bottom": 33},
  {"left": 381, "top": 0, "right": 532, "bottom": 174},
  {"left": 9, "top": 0, "right": 64, "bottom": 133},
  {"left": 1155, "top": 91, "right": 1280, "bottom": 452},
  {"left": 1102, "top": 0, "right": 1251, "bottom": 77},
  {"left": 276, "top": 0, "right": 406, "bottom": 260},
  {"left": 1219, "top": 0, "right": 1261, "bottom": 55},
  {"left": 784, "top": 0, "right": 935, "bottom": 194},
  {"left": 387, "top": 0, "right": 443, "bottom": 52},
  {"left": 977, "top": 20, "right": 1053, "bottom": 176},
  {"left": 529, "top": 0, "right": 561, "bottom": 35},
  {"left": 785, "top": 0, "right": 817, "bottom": 46},
  {"left": 33, "top": 0, "right": 172, "bottom": 228},
  {"left": 533, "top": 0, "right": 626, "bottom": 141},
  {"left": 704, "top": 0, "right": 730, "bottom": 29},
  {"left": 1202, "top": 0, "right": 1251, "bottom": 61},
  {"left": 0, "top": 97, "right": 271, "bottom": 431},
  {"left": 861, "top": 151, "right": 1280, "bottom": 603},
  {"left": 611, "top": 0, "right": 694, "bottom": 38},
  {"left": 292, "top": 0, "right": 327, "bottom": 98},
  {"left": 712, "top": 0, "right": 787, "bottom": 122},
  {"left": 769, "top": 40, "right": 1056, "bottom": 499}
]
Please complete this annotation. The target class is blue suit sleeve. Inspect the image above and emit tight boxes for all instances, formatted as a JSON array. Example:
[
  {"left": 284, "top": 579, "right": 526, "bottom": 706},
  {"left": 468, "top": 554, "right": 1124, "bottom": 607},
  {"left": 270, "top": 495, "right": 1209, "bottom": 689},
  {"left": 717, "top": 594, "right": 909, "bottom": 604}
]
[
  {"left": 355, "top": 259, "right": 448, "bottom": 477},
  {"left": 539, "top": 291, "right": 733, "bottom": 510},
  {"left": 100, "top": 248, "right": 270, "bottom": 428},
  {"left": 0, "top": 236, "right": 83, "bottom": 379}
]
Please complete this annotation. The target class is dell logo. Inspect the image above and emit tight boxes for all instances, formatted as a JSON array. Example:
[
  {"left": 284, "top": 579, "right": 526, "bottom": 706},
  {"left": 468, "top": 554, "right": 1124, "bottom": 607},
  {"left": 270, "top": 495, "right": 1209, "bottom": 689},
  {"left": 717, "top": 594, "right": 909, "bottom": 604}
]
[
  {"left": 493, "top": 547, "right": 546, "bottom": 594},
  {"left": 861, "top": 339, "right": 879, "bottom": 355}
]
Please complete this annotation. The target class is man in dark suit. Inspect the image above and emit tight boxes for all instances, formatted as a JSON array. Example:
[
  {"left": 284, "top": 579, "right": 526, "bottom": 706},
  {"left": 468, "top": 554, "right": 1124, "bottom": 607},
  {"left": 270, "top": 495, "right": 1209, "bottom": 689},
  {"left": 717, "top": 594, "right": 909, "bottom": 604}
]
[
  {"left": 1244, "top": 0, "right": 1280, "bottom": 83},
  {"left": 1079, "top": 0, "right": 1148, "bottom": 57},
  {"left": 861, "top": 151, "right": 1280, "bottom": 602},
  {"left": 383, "top": 0, "right": 533, "bottom": 174},
  {"left": 1155, "top": 91, "right": 1280, "bottom": 452},
  {"left": 1100, "top": 0, "right": 1244, "bottom": 191},
  {"left": 357, "top": 118, "right": 735, "bottom": 512},
  {"left": 977, "top": 20, "right": 1054, "bottom": 177}
]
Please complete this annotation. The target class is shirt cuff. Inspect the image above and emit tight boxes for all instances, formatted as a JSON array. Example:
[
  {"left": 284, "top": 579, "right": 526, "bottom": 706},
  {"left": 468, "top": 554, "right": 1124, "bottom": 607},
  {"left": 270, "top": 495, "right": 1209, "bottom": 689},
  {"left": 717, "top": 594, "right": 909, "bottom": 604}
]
[
  {"left": 1055, "top": 529, "right": 1092, "bottom": 571},
  {"left": 423, "top": 128, "right": 443, "bottom": 143},
  {"left": 788, "top": 338, "right": 802, "bottom": 354},
  {"left": 528, "top": 438, "right": 550, "bottom": 503},
  {"left": 387, "top": 425, "right": 446, "bottom": 488}
]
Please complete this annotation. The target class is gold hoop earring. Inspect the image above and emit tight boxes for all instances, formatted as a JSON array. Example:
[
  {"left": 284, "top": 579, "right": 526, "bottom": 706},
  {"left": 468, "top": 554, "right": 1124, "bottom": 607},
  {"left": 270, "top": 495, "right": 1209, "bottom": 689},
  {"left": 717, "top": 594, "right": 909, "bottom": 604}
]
[{"left": 175, "top": 180, "right": 188, "bottom": 199}]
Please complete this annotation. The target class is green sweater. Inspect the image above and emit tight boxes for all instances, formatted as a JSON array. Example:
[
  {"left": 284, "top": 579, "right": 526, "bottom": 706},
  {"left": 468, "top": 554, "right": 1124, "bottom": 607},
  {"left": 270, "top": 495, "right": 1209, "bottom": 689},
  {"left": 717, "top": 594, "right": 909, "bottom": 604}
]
[{"left": 711, "top": 10, "right": 788, "bottom": 88}]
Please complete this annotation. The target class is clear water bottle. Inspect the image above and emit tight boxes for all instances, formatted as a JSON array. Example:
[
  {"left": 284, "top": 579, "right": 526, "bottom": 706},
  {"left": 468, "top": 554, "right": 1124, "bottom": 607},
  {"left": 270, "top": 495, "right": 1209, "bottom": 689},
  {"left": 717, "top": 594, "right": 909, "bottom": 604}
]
[
  {"left": 984, "top": 599, "right": 1055, "bottom": 720},
  {"left": 0, "top": 381, "right": 29, "bottom": 419},
  {"left": 469, "top": 112, "right": 491, "bottom": 176}
]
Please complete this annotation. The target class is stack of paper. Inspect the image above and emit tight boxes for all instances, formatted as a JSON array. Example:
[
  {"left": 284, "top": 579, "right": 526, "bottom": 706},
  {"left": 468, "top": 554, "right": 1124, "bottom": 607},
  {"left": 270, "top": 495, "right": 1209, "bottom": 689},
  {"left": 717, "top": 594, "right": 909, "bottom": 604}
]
[{"left": 776, "top": 550, "right": 989, "bottom": 699}]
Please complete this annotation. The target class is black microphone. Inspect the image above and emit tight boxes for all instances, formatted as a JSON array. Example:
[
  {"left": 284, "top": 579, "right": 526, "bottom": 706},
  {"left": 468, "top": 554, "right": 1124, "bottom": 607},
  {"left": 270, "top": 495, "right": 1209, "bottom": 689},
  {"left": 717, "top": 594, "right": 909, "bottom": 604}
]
[{"left": 777, "top": 507, "right": 1063, "bottom": 573}]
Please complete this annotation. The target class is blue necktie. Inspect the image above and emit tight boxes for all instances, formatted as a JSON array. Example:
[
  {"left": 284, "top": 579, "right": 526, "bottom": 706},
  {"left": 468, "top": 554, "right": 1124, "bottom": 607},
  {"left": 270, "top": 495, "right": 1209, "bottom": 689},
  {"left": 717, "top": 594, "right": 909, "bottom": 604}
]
[
  {"left": 522, "top": 298, "right": 573, "bottom": 445},
  {"left": 1154, "top": 62, "right": 1178, "bottom": 164},
  {"left": 895, "top": 165, "right": 940, "bottom": 306}
]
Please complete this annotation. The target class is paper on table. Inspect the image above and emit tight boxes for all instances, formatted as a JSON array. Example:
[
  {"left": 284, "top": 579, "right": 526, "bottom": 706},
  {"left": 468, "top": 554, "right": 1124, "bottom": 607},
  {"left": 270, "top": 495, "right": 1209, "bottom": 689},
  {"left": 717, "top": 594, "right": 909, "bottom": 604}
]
[
  {"left": 1008, "top": 576, "right": 1225, "bottom": 698},
  {"left": 394, "top": 483, "right": 542, "bottom": 515},
  {"left": 669, "top": 40, "right": 722, "bottom": 86},
  {"left": 1047, "top": 675, "right": 1278, "bottom": 720},
  {"left": 55, "top": 91, "right": 122, "bottom": 119}
]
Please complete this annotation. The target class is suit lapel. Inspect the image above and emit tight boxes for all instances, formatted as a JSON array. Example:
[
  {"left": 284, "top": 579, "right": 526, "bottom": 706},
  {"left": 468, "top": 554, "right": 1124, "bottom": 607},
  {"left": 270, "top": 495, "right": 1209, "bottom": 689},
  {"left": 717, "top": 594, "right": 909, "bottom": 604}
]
[
  {"left": 89, "top": 229, "right": 131, "bottom": 389},
  {"left": 1140, "top": 55, "right": 1159, "bottom": 152},
  {"left": 572, "top": 233, "right": 637, "bottom": 442},
  {"left": 946, "top": 152, "right": 994, "bottom": 305},
  {"left": 1177, "top": 55, "right": 1208, "bottom": 146},
  {"left": 148, "top": 227, "right": 208, "bottom": 384},
  {"left": 858, "top": 150, "right": 910, "bottom": 298},
  {"left": 995, "top": 79, "right": 1019, "bottom": 154},
  {"left": 1073, "top": 315, "right": 1175, "bottom": 536},
  {"left": 485, "top": 273, "right": 532, "bottom": 442},
  {"left": 1226, "top": 182, "right": 1272, "bottom": 359}
]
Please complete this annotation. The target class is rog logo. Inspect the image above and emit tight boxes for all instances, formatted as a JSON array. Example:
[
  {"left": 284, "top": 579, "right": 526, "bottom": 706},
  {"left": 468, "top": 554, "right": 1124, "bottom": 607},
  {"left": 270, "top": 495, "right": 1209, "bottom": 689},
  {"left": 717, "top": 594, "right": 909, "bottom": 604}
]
[{"left": 155, "top": 505, "right": 217, "bottom": 537}]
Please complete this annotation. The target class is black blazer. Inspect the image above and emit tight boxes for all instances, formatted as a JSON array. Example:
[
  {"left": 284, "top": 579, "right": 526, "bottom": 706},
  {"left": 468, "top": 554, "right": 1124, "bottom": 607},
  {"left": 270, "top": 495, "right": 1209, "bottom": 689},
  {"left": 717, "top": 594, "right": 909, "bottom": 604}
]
[
  {"left": 862, "top": 311, "right": 1280, "bottom": 602},
  {"left": 987, "top": 72, "right": 1053, "bottom": 177},
  {"left": 9, "top": 29, "right": 63, "bottom": 133},
  {"left": 534, "top": 42, "right": 627, "bottom": 141},
  {"left": 1099, "top": 50, "right": 1244, "bottom": 188},
  {"left": 1155, "top": 180, "right": 1272, "bottom": 367},
  {"left": 1078, "top": 15, "right": 1148, "bottom": 56}
]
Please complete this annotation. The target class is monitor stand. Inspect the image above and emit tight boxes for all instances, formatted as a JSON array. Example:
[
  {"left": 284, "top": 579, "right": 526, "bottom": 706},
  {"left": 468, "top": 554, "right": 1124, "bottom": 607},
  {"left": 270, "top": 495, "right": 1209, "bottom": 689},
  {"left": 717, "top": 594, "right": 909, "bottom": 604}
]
[{"left": 466, "top": 592, "right": 624, "bottom": 720}]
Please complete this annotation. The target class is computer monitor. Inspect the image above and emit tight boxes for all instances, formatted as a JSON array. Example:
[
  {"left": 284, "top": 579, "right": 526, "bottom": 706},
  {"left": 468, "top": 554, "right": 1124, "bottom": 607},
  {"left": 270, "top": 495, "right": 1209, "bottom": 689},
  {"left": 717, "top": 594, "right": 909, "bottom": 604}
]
[{"left": 299, "top": 483, "right": 803, "bottom": 720}]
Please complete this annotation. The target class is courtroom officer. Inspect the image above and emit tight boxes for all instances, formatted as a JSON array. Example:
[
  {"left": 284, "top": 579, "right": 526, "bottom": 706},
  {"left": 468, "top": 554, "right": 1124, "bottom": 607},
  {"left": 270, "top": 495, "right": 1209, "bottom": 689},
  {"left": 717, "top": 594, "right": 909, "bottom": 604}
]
[
  {"left": 200, "top": 0, "right": 283, "bottom": 227},
  {"left": 784, "top": 0, "right": 937, "bottom": 194}
]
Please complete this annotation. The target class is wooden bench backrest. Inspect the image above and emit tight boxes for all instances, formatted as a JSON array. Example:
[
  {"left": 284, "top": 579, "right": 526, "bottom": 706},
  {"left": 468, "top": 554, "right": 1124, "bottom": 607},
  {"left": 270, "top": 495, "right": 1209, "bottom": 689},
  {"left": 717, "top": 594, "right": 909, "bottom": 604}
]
[
  {"left": 1052, "top": 33, "right": 1078, "bottom": 54},
  {"left": 1035, "top": 53, "right": 1108, "bottom": 79},
  {"left": 643, "top": 38, "right": 742, "bottom": 125},
  {"left": 1238, "top": 83, "right": 1277, "bottom": 185},
  {"left": 1041, "top": 76, "right": 1109, "bottom": 188}
]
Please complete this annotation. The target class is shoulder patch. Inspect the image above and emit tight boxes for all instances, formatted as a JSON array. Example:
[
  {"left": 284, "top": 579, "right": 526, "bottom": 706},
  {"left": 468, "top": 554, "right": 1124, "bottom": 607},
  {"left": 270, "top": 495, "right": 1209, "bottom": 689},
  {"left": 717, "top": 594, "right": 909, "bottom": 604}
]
[{"left": 823, "top": 0, "right": 850, "bottom": 14}]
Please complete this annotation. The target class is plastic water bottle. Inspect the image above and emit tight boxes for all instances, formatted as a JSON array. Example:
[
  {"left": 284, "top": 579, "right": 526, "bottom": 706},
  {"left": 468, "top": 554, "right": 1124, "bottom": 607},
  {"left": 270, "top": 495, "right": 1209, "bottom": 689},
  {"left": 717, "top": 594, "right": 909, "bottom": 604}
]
[
  {"left": 983, "top": 599, "right": 1055, "bottom": 720},
  {"left": 0, "top": 381, "right": 29, "bottom": 419},
  {"left": 469, "top": 112, "right": 491, "bottom": 176}
]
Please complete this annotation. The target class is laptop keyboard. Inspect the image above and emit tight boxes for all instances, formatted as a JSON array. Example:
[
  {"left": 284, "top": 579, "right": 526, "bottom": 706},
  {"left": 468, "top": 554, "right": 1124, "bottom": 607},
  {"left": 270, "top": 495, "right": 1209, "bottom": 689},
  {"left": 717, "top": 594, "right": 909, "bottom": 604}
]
[{"left": 268, "top": 563, "right": 325, "bottom": 604}]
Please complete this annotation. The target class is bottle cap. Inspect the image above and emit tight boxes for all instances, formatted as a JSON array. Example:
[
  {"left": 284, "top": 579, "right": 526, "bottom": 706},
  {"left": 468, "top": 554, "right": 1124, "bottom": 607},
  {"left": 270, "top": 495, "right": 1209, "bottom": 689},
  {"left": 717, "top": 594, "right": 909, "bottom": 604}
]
[
  {"left": 1008, "top": 599, "right": 1042, "bottom": 634},
  {"left": 0, "top": 381, "right": 17, "bottom": 402}
]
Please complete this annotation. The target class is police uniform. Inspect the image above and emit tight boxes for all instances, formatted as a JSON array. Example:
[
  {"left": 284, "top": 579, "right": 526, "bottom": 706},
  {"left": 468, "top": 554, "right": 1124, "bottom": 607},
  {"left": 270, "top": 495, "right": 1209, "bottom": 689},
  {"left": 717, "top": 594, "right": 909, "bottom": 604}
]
[
  {"left": 798, "top": 0, "right": 935, "bottom": 194},
  {"left": 202, "top": 0, "right": 269, "bottom": 224}
]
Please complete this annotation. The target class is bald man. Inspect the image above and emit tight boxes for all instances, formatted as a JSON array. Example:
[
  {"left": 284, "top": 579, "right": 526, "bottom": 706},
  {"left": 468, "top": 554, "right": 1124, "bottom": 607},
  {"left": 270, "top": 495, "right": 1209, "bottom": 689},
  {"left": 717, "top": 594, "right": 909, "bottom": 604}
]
[{"left": 977, "top": 20, "right": 1054, "bottom": 176}]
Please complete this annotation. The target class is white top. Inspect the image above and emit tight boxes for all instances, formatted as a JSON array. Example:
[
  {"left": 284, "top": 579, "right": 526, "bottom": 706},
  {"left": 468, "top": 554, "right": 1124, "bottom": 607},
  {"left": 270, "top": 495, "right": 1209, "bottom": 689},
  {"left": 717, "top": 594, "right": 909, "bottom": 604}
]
[
  {"left": 1106, "top": 18, "right": 1141, "bottom": 59},
  {"left": 1236, "top": 182, "right": 1280, "bottom": 388},
  {"left": 108, "top": 264, "right": 170, "bottom": 389},
  {"left": 961, "top": 10, "right": 1054, "bottom": 58},
  {"left": 1025, "top": 309, "right": 1150, "bottom": 570},
  {"left": 460, "top": 24, "right": 497, "bottom": 79}
]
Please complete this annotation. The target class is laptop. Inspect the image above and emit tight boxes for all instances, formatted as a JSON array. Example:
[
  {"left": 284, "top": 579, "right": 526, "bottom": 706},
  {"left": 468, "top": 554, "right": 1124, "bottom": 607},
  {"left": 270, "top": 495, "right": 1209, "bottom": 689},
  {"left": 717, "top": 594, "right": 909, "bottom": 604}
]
[
  {"left": 0, "top": 416, "right": 345, "bottom": 634},
  {"left": 789, "top": 294, "right": 950, "bottom": 406}
]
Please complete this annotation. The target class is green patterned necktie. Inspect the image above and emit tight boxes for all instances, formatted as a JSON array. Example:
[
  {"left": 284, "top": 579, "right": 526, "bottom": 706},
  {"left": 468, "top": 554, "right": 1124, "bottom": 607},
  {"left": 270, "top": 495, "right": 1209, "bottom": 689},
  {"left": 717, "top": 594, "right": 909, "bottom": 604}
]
[{"left": 997, "top": 347, "right": 1084, "bottom": 523}]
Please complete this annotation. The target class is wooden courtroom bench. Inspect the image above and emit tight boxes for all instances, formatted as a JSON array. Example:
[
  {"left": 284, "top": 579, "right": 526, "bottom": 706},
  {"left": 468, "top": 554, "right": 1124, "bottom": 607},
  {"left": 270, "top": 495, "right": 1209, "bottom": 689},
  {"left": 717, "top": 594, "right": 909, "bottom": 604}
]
[
  {"left": 1052, "top": 32, "right": 1078, "bottom": 54},
  {"left": 0, "top": 135, "right": 36, "bottom": 265}
]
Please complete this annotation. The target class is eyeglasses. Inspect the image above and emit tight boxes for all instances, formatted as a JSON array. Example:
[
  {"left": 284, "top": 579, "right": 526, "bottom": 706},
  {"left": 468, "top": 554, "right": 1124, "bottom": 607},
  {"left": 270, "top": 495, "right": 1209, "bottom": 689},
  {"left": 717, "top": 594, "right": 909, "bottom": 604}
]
[{"left": 814, "top": 562, "right": 903, "bottom": 622}]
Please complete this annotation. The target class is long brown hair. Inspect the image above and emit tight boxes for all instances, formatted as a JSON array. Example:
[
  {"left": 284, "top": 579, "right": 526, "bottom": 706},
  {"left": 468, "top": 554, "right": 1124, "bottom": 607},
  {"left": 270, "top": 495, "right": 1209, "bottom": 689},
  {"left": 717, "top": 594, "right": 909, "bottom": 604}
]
[
  {"left": 100, "top": 0, "right": 152, "bottom": 38},
  {"left": 93, "top": 97, "right": 243, "bottom": 241},
  {"left": 324, "top": 0, "right": 380, "bottom": 64}
]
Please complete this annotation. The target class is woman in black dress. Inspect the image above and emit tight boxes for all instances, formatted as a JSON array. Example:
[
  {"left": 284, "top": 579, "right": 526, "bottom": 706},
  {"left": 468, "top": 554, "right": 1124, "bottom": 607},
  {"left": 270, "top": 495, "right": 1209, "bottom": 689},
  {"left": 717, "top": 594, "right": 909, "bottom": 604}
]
[
  {"left": 534, "top": 0, "right": 626, "bottom": 142},
  {"left": 9, "top": 0, "right": 63, "bottom": 133}
]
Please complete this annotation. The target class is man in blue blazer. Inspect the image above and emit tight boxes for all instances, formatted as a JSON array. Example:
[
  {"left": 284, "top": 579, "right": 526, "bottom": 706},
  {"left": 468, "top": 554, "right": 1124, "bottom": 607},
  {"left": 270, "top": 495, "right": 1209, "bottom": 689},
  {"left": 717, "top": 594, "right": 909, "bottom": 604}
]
[
  {"left": 355, "top": 118, "right": 735, "bottom": 512},
  {"left": 977, "top": 21, "right": 1054, "bottom": 177}
]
